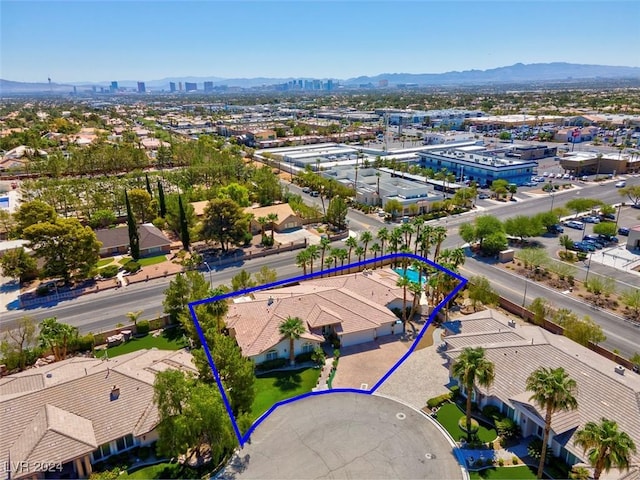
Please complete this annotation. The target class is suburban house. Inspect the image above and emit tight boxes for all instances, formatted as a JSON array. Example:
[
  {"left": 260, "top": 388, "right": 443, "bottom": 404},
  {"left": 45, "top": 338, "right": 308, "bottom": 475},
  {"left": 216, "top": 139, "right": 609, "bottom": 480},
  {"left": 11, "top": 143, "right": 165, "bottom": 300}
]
[
  {"left": 443, "top": 309, "right": 640, "bottom": 475},
  {"left": 244, "top": 203, "right": 303, "bottom": 234},
  {"left": 95, "top": 224, "right": 171, "bottom": 258},
  {"left": 224, "top": 269, "right": 409, "bottom": 364},
  {"left": 0, "top": 349, "right": 196, "bottom": 479}
]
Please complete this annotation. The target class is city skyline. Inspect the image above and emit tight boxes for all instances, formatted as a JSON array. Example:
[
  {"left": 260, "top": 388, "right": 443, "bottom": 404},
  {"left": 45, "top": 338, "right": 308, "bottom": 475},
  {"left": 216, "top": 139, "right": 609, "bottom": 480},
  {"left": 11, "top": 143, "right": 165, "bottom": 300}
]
[{"left": 1, "top": 1, "right": 639, "bottom": 83}]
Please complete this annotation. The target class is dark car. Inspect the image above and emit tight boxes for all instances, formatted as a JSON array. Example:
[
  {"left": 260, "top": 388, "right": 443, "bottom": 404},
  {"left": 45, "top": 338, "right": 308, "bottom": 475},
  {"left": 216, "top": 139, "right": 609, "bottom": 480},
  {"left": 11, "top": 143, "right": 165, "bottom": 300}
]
[
  {"left": 583, "top": 239, "right": 604, "bottom": 249},
  {"left": 600, "top": 213, "right": 616, "bottom": 221},
  {"left": 547, "top": 224, "right": 564, "bottom": 234},
  {"left": 618, "top": 227, "right": 630, "bottom": 236},
  {"left": 597, "top": 234, "right": 619, "bottom": 244}
]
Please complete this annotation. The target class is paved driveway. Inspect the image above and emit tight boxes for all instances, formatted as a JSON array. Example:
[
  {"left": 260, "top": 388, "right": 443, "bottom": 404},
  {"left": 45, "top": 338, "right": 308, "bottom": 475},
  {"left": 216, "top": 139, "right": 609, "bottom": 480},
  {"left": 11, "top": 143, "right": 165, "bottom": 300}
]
[
  {"left": 331, "top": 335, "right": 411, "bottom": 390},
  {"left": 220, "top": 393, "right": 463, "bottom": 480}
]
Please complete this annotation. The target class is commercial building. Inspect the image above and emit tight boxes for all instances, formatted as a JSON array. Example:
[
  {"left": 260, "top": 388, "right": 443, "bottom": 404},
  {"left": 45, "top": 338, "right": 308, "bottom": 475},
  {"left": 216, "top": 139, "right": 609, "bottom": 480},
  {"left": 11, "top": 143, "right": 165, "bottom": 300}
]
[
  {"left": 136, "top": 82, "right": 145, "bottom": 93},
  {"left": 204, "top": 81, "right": 214, "bottom": 92},
  {"left": 418, "top": 149, "right": 537, "bottom": 187},
  {"left": 169, "top": 82, "right": 176, "bottom": 93},
  {"left": 559, "top": 151, "right": 640, "bottom": 175},
  {"left": 185, "top": 82, "right": 197, "bottom": 92}
]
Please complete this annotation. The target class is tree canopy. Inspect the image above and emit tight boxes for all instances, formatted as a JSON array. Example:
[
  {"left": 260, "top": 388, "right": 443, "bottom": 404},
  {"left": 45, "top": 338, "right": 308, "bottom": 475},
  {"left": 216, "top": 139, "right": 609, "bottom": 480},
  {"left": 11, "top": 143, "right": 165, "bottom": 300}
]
[{"left": 201, "top": 198, "right": 249, "bottom": 252}]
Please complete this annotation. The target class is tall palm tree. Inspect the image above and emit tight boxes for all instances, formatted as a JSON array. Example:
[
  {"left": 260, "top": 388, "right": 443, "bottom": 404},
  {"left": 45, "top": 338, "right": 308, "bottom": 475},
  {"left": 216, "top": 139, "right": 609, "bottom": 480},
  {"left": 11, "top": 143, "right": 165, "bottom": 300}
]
[
  {"left": 370, "top": 243, "right": 381, "bottom": 267},
  {"left": 355, "top": 246, "right": 365, "bottom": 262},
  {"left": 345, "top": 236, "right": 358, "bottom": 264},
  {"left": 306, "top": 245, "right": 320, "bottom": 274},
  {"left": 420, "top": 225, "right": 434, "bottom": 260},
  {"left": 266, "top": 213, "right": 279, "bottom": 241},
  {"left": 319, "top": 237, "right": 331, "bottom": 270},
  {"left": 432, "top": 226, "right": 448, "bottom": 261},
  {"left": 279, "top": 316, "right": 306, "bottom": 366},
  {"left": 400, "top": 222, "right": 415, "bottom": 248},
  {"left": 451, "top": 347, "right": 496, "bottom": 441},
  {"left": 396, "top": 276, "right": 411, "bottom": 331},
  {"left": 526, "top": 367, "right": 579, "bottom": 479},
  {"left": 334, "top": 248, "right": 348, "bottom": 268},
  {"left": 411, "top": 217, "right": 423, "bottom": 253},
  {"left": 575, "top": 418, "right": 637, "bottom": 480},
  {"left": 377, "top": 227, "right": 389, "bottom": 258},
  {"left": 296, "top": 249, "right": 310, "bottom": 275},
  {"left": 257, "top": 216, "right": 269, "bottom": 238},
  {"left": 389, "top": 227, "right": 403, "bottom": 255},
  {"left": 359, "top": 231, "right": 373, "bottom": 260}
]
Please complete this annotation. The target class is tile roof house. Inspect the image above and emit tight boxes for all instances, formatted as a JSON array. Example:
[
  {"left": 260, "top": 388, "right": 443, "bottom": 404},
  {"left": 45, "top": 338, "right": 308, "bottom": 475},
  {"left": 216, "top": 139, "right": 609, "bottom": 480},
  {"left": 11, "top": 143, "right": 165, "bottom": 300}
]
[
  {"left": 443, "top": 309, "right": 640, "bottom": 477},
  {"left": 0, "top": 349, "right": 196, "bottom": 479},
  {"left": 244, "top": 203, "right": 303, "bottom": 233},
  {"left": 225, "top": 269, "right": 408, "bottom": 364},
  {"left": 95, "top": 224, "right": 171, "bottom": 257}
]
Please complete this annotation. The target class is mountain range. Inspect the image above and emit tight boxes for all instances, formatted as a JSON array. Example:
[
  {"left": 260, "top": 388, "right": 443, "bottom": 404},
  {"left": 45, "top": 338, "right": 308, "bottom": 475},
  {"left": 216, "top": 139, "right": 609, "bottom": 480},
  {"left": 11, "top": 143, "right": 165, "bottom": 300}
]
[{"left": 2, "top": 63, "right": 640, "bottom": 94}]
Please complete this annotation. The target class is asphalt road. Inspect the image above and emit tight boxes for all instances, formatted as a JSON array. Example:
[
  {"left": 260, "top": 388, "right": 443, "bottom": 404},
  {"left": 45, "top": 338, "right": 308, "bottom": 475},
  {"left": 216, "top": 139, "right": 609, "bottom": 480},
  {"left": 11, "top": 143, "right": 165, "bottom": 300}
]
[{"left": 3, "top": 173, "right": 639, "bottom": 355}]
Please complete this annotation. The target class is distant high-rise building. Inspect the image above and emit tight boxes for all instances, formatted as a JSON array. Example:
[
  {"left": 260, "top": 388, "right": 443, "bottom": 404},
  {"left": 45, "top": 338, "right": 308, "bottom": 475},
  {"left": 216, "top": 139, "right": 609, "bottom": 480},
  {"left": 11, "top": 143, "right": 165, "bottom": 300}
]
[
  {"left": 326, "top": 79, "right": 334, "bottom": 91},
  {"left": 204, "top": 81, "right": 214, "bottom": 92},
  {"left": 110, "top": 81, "right": 118, "bottom": 92},
  {"left": 169, "top": 82, "right": 176, "bottom": 93},
  {"left": 137, "top": 82, "right": 146, "bottom": 93},
  {"left": 178, "top": 82, "right": 183, "bottom": 92},
  {"left": 185, "top": 82, "right": 197, "bottom": 92}
]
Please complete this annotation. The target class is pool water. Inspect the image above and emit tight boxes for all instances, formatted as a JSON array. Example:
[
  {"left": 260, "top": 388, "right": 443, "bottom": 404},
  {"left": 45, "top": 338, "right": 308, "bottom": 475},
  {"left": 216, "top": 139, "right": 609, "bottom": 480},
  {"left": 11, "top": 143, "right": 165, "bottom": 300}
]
[{"left": 394, "top": 267, "right": 427, "bottom": 284}]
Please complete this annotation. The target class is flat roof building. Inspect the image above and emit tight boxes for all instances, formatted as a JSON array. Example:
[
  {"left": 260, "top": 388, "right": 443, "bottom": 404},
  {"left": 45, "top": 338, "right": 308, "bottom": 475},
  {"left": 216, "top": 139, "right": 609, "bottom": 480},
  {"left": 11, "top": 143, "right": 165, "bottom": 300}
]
[{"left": 418, "top": 148, "right": 537, "bottom": 187}]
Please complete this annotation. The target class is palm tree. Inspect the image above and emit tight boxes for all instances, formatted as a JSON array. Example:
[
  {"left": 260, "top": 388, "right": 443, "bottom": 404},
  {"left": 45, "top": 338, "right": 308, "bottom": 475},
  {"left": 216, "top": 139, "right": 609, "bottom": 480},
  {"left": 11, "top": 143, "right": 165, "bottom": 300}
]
[
  {"left": 420, "top": 225, "right": 434, "bottom": 260},
  {"left": 319, "top": 237, "right": 331, "bottom": 270},
  {"left": 451, "top": 347, "right": 495, "bottom": 441},
  {"left": 355, "top": 246, "right": 365, "bottom": 262},
  {"left": 334, "top": 248, "right": 348, "bottom": 268},
  {"left": 377, "top": 227, "right": 389, "bottom": 258},
  {"left": 257, "top": 216, "right": 269, "bottom": 238},
  {"left": 400, "top": 222, "right": 415, "bottom": 248},
  {"left": 359, "top": 231, "right": 373, "bottom": 260},
  {"left": 526, "top": 367, "right": 578, "bottom": 479},
  {"left": 396, "top": 276, "right": 411, "bottom": 331},
  {"left": 296, "top": 249, "right": 311, "bottom": 275},
  {"left": 345, "top": 236, "right": 358, "bottom": 264},
  {"left": 412, "top": 217, "right": 423, "bottom": 255},
  {"left": 306, "top": 245, "right": 320, "bottom": 274},
  {"left": 370, "top": 243, "right": 381, "bottom": 267},
  {"left": 126, "top": 310, "right": 143, "bottom": 328},
  {"left": 266, "top": 213, "right": 279, "bottom": 241},
  {"left": 279, "top": 316, "right": 306, "bottom": 366},
  {"left": 432, "top": 226, "right": 448, "bottom": 261},
  {"left": 575, "top": 418, "right": 637, "bottom": 480}
]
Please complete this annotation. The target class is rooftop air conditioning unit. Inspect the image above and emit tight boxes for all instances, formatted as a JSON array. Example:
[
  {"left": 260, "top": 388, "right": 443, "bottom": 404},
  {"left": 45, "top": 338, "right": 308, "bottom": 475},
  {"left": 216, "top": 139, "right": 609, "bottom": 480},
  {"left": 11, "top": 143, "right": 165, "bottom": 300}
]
[
  {"left": 508, "top": 319, "right": 516, "bottom": 328},
  {"left": 615, "top": 365, "right": 625, "bottom": 375}
]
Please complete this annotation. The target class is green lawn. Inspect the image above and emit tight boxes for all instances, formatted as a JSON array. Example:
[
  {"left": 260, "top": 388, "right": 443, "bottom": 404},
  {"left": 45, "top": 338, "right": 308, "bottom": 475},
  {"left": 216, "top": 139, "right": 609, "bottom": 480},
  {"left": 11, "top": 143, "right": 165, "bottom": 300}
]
[
  {"left": 251, "top": 368, "right": 320, "bottom": 420},
  {"left": 435, "top": 403, "right": 497, "bottom": 443},
  {"left": 117, "top": 255, "right": 168, "bottom": 267},
  {"left": 469, "top": 466, "right": 537, "bottom": 480},
  {"left": 95, "top": 329, "right": 188, "bottom": 358},
  {"left": 97, "top": 258, "right": 115, "bottom": 267}
]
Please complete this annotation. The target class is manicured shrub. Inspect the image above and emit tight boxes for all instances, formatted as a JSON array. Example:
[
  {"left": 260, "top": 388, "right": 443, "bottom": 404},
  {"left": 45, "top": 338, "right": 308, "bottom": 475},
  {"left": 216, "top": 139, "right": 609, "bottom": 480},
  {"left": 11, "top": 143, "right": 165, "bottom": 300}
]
[
  {"left": 427, "top": 392, "right": 452, "bottom": 409},
  {"left": 123, "top": 260, "right": 141, "bottom": 274},
  {"left": 482, "top": 405, "right": 501, "bottom": 421},
  {"left": 72, "top": 333, "right": 95, "bottom": 352},
  {"left": 295, "top": 351, "right": 314, "bottom": 363},
  {"left": 450, "top": 385, "right": 460, "bottom": 399},
  {"left": 496, "top": 417, "right": 520, "bottom": 440},
  {"left": 100, "top": 265, "right": 119, "bottom": 278},
  {"left": 498, "top": 458, "right": 504, "bottom": 467},
  {"left": 136, "top": 320, "right": 150, "bottom": 336},
  {"left": 255, "top": 358, "right": 287, "bottom": 372}
]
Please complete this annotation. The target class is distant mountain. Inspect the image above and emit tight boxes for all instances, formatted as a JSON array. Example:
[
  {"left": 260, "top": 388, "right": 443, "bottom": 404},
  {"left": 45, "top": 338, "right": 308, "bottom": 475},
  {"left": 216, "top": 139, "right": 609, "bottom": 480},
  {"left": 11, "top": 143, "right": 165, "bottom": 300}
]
[
  {"left": 2, "top": 63, "right": 639, "bottom": 94},
  {"left": 345, "top": 63, "right": 640, "bottom": 86}
]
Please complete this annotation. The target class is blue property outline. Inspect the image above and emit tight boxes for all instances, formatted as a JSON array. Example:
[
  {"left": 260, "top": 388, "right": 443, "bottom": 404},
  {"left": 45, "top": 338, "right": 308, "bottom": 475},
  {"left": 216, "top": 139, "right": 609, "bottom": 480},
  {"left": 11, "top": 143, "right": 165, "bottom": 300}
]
[{"left": 188, "top": 252, "right": 466, "bottom": 447}]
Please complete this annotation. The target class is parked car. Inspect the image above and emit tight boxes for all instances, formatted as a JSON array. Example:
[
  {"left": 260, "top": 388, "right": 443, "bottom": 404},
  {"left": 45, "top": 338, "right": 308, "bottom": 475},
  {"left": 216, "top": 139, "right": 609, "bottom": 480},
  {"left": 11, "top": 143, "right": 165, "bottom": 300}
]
[
  {"left": 301, "top": 186, "right": 311, "bottom": 194},
  {"left": 600, "top": 213, "right": 616, "bottom": 221},
  {"left": 582, "top": 216, "right": 601, "bottom": 224},
  {"left": 542, "top": 171, "right": 550, "bottom": 177},
  {"left": 562, "top": 173, "right": 571, "bottom": 179},
  {"left": 310, "top": 191, "right": 319, "bottom": 197},
  {"left": 618, "top": 227, "right": 630, "bottom": 236},
  {"left": 615, "top": 181, "right": 627, "bottom": 188},
  {"left": 564, "top": 220, "right": 585, "bottom": 230},
  {"left": 583, "top": 239, "right": 604, "bottom": 249},
  {"left": 597, "top": 234, "right": 619, "bottom": 244},
  {"left": 478, "top": 193, "right": 490, "bottom": 199},
  {"left": 522, "top": 181, "right": 538, "bottom": 187},
  {"left": 547, "top": 224, "right": 564, "bottom": 234},
  {"left": 581, "top": 175, "right": 589, "bottom": 181},
  {"left": 573, "top": 241, "right": 596, "bottom": 252}
]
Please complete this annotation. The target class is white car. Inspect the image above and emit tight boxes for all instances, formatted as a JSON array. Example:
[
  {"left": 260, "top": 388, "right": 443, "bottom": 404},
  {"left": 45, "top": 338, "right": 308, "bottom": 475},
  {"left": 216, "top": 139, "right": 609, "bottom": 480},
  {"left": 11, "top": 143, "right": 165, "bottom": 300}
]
[
  {"left": 555, "top": 173, "right": 563, "bottom": 179},
  {"left": 542, "top": 171, "right": 549, "bottom": 177},
  {"left": 562, "top": 173, "right": 570, "bottom": 179},
  {"left": 615, "top": 181, "right": 626, "bottom": 188}
]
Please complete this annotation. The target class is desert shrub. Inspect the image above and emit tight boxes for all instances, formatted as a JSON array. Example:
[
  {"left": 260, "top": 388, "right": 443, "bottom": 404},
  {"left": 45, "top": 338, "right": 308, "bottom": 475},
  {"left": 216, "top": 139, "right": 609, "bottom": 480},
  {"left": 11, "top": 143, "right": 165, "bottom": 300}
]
[
  {"left": 136, "top": 320, "right": 150, "bottom": 336},
  {"left": 123, "top": 260, "right": 141, "bottom": 274},
  {"left": 100, "top": 265, "right": 118, "bottom": 278},
  {"left": 71, "top": 333, "right": 95, "bottom": 352},
  {"left": 512, "top": 456, "right": 519, "bottom": 465},
  {"left": 261, "top": 235, "right": 274, "bottom": 247}
]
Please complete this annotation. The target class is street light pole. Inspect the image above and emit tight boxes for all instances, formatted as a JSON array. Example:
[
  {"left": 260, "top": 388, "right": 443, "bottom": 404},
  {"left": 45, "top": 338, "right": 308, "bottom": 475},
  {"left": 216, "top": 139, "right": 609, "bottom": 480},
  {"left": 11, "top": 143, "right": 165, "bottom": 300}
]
[{"left": 203, "top": 261, "right": 213, "bottom": 285}]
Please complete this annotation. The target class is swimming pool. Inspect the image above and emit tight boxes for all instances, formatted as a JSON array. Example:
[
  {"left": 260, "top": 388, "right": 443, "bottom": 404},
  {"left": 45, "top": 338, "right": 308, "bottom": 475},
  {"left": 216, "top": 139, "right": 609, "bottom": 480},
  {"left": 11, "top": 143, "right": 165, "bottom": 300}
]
[{"left": 394, "top": 267, "right": 427, "bottom": 284}]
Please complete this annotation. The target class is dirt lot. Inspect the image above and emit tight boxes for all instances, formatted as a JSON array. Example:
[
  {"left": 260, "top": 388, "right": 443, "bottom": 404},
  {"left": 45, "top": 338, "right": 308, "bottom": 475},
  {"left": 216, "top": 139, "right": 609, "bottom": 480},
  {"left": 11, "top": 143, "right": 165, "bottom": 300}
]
[{"left": 331, "top": 335, "right": 412, "bottom": 390}]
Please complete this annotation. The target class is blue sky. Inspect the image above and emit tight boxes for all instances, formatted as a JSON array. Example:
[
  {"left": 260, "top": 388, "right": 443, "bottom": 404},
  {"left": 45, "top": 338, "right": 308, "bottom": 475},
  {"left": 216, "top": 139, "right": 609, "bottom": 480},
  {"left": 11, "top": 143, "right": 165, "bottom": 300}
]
[{"left": 1, "top": 1, "right": 639, "bottom": 83}]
